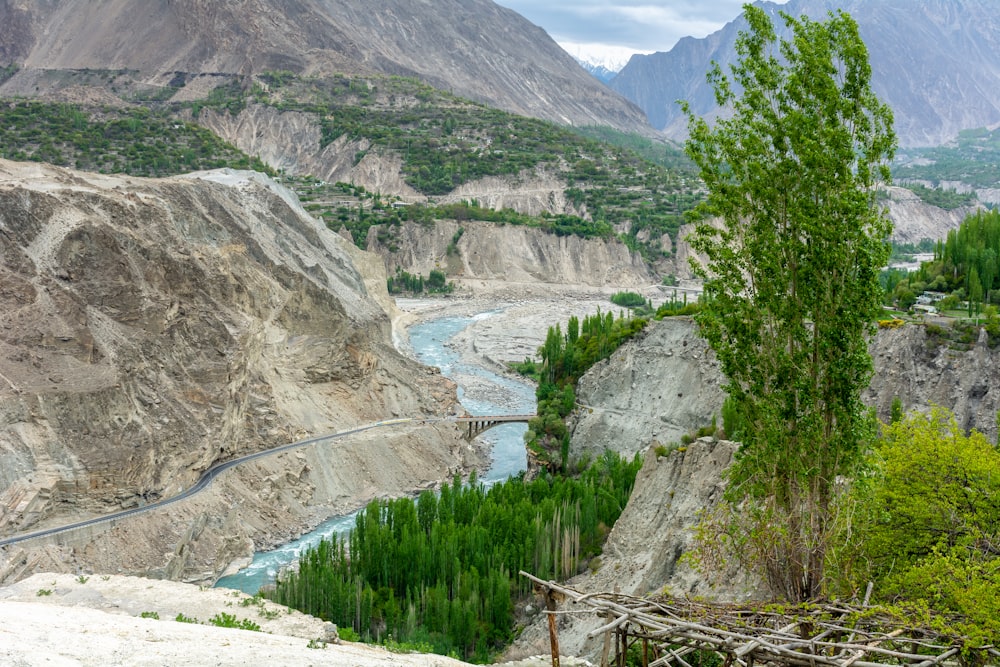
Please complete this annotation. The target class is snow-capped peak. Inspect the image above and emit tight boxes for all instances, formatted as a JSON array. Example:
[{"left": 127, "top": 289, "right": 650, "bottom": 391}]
[{"left": 558, "top": 41, "right": 653, "bottom": 73}]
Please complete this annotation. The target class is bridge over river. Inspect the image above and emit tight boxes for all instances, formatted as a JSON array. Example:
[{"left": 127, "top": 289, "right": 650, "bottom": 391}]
[{"left": 0, "top": 414, "right": 535, "bottom": 549}]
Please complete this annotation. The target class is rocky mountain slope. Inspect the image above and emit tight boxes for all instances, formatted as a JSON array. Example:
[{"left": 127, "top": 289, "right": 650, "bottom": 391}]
[
  {"left": 570, "top": 317, "right": 1000, "bottom": 461},
  {"left": 611, "top": 0, "right": 1000, "bottom": 148},
  {"left": 0, "top": 0, "right": 649, "bottom": 134},
  {"left": 363, "top": 186, "right": 972, "bottom": 289},
  {"left": 0, "top": 159, "right": 482, "bottom": 584}
]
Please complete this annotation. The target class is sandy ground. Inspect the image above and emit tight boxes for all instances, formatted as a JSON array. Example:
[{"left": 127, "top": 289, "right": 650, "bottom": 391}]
[
  {"left": 0, "top": 573, "right": 472, "bottom": 666},
  {"left": 0, "top": 573, "right": 594, "bottom": 666},
  {"left": 394, "top": 283, "right": 674, "bottom": 371}
]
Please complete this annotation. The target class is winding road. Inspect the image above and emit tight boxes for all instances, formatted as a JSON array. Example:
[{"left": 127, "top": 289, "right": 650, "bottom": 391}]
[
  {"left": 0, "top": 414, "right": 533, "bottom": 548},
  {"left": 0, "top": 418, "right": 431, "bottom": 548}
]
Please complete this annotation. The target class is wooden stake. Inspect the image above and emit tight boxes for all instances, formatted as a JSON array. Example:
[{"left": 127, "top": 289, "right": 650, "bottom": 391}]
[{"left": 545, "top": 585, "right": 561, "bottom": 667}]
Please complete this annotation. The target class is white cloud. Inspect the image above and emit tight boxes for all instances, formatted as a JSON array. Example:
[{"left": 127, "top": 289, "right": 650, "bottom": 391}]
[{"left": 496, "top": 0, "right": 787, "bottom": 52}]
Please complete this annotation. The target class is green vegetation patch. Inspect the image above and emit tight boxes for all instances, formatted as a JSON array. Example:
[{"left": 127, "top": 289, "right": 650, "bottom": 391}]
[
  {"left": 252, "top": 72, "right": 701, "bottom": 254},
  {"left": 267, "top": 459, "right": 641, "bottom": 662},
  {"left": 894, "top": 126, "right": 1000, "bottom": 190},
  {"left": 0, "top": 100, "right": 272, "bottom": 177},
  {"left": 886, "top": 210, "right": 1000, "bottom": 326},
  {"left": 835, "top": 408, "right": 1000, "bottom": 645},
  {"left": 898, "top": 183, "right": 977, "bottom": 210}
]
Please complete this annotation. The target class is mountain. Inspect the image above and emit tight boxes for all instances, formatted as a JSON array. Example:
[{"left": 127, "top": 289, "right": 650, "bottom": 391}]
[
  {"left": 0, "top": 159, "right": 478, "bottom": 583},
  {"left": 0, "top": 0, "right": 650, "bottom": 134},
  {"left": 610, "top": 0, "right": 1000, "bottom": 147},
  {"left": 577, "top": 62, "right": 618, "bottom": 84},
  {"left": 558, "top": 42, "right": 647, "bottom": 84}
]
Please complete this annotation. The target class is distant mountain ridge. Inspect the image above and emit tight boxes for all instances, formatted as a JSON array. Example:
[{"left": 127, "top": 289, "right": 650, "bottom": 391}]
[
  {"left": 610, "top": 0, "right": 1000, "bottom": 147},
  {"left": 0, "top": 0, "right": 650, "bottom": 134},
  {"left": 558, "top": 42, "right": 647, "bottom": 84}
]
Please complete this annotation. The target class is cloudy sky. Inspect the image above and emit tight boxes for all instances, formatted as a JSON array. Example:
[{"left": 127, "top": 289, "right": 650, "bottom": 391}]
[{"left": 494, "top": 1, "right": 786, "bottom": 68}]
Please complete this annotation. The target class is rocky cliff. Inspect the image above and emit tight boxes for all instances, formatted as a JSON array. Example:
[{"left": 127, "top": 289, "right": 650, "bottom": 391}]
[
  {"left": 570, "top": 317, "right": 1000, "bottom": 461},
  {"left": 0, "top": 159, "right": 482, "bottom": 584},
  {"left": 0, "top": 0, "right": 649, "bottom": 135},
  {"left": 611, "top": 0, "right": 1000, "bottom": 148},
  {"left": 508, "top": 314, "right": 1000, "bottom": 662},
  {"left": 367, "top": 219, "right": 657, "bottom": 291}
]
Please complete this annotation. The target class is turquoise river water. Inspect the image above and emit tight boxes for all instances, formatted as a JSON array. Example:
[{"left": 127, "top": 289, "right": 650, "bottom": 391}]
[{"left": 214, "top": 312, "right": 534, "bottom": 593}]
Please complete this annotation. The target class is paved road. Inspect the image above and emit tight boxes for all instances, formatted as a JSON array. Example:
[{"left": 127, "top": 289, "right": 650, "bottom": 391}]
[{"left": 0, "top": 417, "right": 438, "bottom": 548}]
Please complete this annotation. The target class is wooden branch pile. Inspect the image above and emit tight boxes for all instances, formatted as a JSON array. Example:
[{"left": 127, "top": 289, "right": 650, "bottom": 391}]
[{"left": 520, "top": 572, "right": 998, "bottom": 667}]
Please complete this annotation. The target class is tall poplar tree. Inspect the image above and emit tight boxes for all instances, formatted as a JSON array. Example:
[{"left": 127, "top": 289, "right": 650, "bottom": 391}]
[{"left": 683, "top": 4, "right": 895, "bottom": 600}]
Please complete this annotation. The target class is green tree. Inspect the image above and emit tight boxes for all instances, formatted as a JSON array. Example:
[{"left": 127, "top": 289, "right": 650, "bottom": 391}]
[
  {"left": 968, "top": 265, "right": 983, "bottom": 317},
  {"left": 683, "top": 4, "right": 895, "bottom": 601}
]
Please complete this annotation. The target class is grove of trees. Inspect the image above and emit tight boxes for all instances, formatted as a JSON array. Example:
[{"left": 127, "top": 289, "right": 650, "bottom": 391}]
[{"left": 266, "top": 458, "right": 641, "bottom": 662}]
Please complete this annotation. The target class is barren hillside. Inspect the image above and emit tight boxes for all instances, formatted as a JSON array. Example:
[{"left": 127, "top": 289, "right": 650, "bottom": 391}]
[
  {"left": 0, "top": 160, "right": 482, "bottom": 584},
  {"left": 0, "top": 0, "right": 649, "bottom": 134}
]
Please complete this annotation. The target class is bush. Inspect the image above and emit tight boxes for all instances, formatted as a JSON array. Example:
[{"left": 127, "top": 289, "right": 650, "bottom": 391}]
[
  {"left": 208, "top": 612, "right": 261, "bottom": 632},
  {"left": 609, "top": 291, "right": 647, "bottom": 308},
  {"left": 835, "top": 408, "right": 1000, "bottom": 643}
]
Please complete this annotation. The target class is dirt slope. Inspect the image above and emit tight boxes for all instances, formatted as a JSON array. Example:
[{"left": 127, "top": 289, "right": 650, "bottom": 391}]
[{"left": 0, "top": 160, "right": 482, "bottom": 585}]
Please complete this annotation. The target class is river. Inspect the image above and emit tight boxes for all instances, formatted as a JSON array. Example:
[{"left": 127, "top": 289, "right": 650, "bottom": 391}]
[{"left": 214, "top": 309, "right": 535, "bottom": 593}]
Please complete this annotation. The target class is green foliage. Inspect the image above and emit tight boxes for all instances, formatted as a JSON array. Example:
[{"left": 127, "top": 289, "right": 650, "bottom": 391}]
[
  {"left": 509, "top": 358, "right": 539, "bottom": 381},
  {"left": 720, "top": 395, "right": 744, "bottom": 441},
  {"left": 609, "top": 291, "right": 648, "bottom": 308},
  {"left": 267, "top": 458, "right": 641, "bottom": 662},
  {"left": 338, "top": 626, "right": 360, "bottom": 642},
  {"left": 894, "top": 126, "right": 1000, "bottom": 190},
  {"left": 836, "top": 408, "right": 1000, "bottom": 643},
  {"left": 140, "top": 611, "right": 160, "bottom": 620},
  {"left": 684, "top": 6, "right": 895, "bottom": 601},
  {"left": 889, "top": 396, "right": 904, "bottom": 424},
  {"left": 75, "top": 575, "right": 89, "bottom": 584},
  {"left": 528, "top": 311, "right": 647, "bottom": 470},
  {"left": 0, "top": 62, "right": 19, "bottom": 86},
  {"left": 654, "top": 291, "right": 701, "bottom": 318},
  {"left": 208, "top": 612, "right": 261, "bottom": 631},
  {"left": 899, "top": 209, "right": 1000, "bottom": 315},
  {"left": 0, "top": 101, "right": 273, "bottom": 177},
  {"left": 887, "top": 237, "right": 935, "bottom": 263},
  {"left": 175, "top": 613, "right": 198, "bottom": 623},
  {"left": 899, "top": 183, "right": 976, "bottom": 210},
  {"left": 446, "top": 227, "right": 464, "bottom": 256},
  {"left": 36, "top": 589, "right": 52, "bottom": 596},
  {"left": 386, "top": 268, "right": 454, "bottom": 295},
  {"left": 571, "top": 126, "right": 696, "bottom": 172}
]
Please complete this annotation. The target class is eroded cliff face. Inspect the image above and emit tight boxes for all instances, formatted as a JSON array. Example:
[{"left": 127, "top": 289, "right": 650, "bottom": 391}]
[
  {"left": 884, "top": 186, "right": 979, "bottom": 244},
  {"left": 509, "top": 316, "right": 1000, "bottom": 662},
  {"left": 570, "top": 317, "right": 1000, "bottom": 461},
  {"left": 0, "top": 160, "right": 480, "bottom": 584},
  {"left": 368, "top": 219, "right": 657, "bottom": 290}
]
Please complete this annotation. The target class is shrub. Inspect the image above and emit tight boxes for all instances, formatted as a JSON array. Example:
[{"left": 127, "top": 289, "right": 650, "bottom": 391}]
[
  {"left": 610, "top": 291, "right": 647, "bottom": 308},
  {"left": 140, "top": 611, "right": 160, "bottom": 620},
  {"left": 208, "top": 612, "right": 261, "bottom": 632}
]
